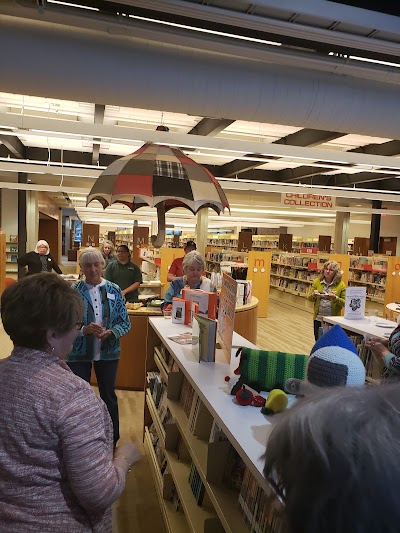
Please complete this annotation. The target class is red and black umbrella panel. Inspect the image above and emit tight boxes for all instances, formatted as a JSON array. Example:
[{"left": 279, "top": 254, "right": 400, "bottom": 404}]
[{"left": 88, "top": 143, "right": 229, "bottom": 215}]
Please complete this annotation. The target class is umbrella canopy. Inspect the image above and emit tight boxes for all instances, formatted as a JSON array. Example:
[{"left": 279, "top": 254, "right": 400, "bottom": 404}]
[{"left": 87, "top": 142, "right": 230, "bottom": 247}]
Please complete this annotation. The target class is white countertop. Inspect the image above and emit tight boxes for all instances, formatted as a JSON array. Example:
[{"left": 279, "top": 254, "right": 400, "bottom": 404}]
[
  {"left": 323, "top": 315, "right": 397, "bottom": 339},
  {"left": 149, "top": 317, "right": 273, "bottom": 490}
]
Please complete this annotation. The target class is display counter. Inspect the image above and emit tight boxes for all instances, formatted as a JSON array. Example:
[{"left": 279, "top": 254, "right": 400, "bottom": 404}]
[
  {"left": 92, "top": 296, "right": 258, "bottom": 390},
  {"left": 233, "top": 296, "right": 258, "bottom": 344}
]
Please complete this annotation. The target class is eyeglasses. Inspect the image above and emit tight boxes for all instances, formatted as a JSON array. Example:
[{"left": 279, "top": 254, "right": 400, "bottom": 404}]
[{"left": 76, "top": 321, "right": 84, "bottom": 330}]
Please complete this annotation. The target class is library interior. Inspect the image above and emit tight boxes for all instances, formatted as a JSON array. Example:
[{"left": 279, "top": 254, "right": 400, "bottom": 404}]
[{"left": 1, "top": 1, "right": 400, "bottom": 533}]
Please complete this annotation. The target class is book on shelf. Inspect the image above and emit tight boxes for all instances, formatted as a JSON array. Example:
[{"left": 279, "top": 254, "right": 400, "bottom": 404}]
[
  {"left": 9, "top": 235, "right": 18, "bottom": 243},
  {"left": 179, "top": 376, "right": 195, "bottom": 418},
  {"left": 209, "top": 419, "right": 228, "bottom": 443},
  {"left": 192, "top": 314, "right": 217, "bottom": 363}
]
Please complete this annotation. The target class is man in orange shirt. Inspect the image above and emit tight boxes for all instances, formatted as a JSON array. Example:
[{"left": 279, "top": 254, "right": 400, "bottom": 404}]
[{"left": 167, "top": 240, "right": 196, "bottom": 281}]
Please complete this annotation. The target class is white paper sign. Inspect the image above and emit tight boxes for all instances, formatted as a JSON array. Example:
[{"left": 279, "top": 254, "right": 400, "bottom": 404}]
[{"left": 344, "top": 286, "right": 366, "bottom": 320}]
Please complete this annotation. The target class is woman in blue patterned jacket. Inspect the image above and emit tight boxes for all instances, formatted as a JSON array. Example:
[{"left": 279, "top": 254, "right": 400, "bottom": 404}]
[
  {"left": 67, "top": 248, "right": 131, "bottom": 445},
  {"left": 366, "top": 317, "right": 400, "bottom": 382}
]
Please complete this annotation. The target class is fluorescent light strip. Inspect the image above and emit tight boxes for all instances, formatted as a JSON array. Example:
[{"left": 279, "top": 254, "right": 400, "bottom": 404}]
[
  {"left": 126, "top": 14, "right": 281, "bottom": 48},
  {"left": 47, "top": 0, "right": 99, "bottom": 11}
]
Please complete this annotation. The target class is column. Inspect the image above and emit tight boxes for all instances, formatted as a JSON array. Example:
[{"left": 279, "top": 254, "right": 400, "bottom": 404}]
[
  {"left": 370, "top": 200, "right": 382, "bottom": 253},
  {"left": 196, "top": 208, "right": 209, "bottom": 257},
  {"left": 334, "top": 211, "right": 350, "bottom": 254}
]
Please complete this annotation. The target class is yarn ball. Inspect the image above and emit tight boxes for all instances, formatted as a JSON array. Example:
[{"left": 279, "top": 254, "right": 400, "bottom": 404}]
[
  {"left": 308, "top": 324, "right": 366, "bottom": 387},
  {"left": 261, "top": 389, "right": 288, "bottom": 415}
]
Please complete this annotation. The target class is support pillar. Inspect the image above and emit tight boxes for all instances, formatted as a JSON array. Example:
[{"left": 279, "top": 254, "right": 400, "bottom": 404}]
[
  {"left": 370, "top": 200, "right": 382, "bottom": 253},
  {"left": 196, "top": 208, "right": 209, "bottom": 257},
  {"left": 18, "top": 173, "right": 27, "bottom": 279},
  {"left": 334, "top": 211, "right": 350, "bottom": 254}
]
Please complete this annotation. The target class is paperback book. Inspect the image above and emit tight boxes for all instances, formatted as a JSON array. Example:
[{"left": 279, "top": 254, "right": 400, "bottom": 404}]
[{"left": 192, "top": 314, "right": 217, "bottom": 363}]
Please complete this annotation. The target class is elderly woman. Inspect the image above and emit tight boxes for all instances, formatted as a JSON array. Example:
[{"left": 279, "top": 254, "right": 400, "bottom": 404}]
[
  {"left": 162, "top": 250, "right": 215, "bottom": 309},
  {"left": 0, "top": 273, "right": 139, "bottom": 533},
  {"left": 307, "top": 260, "right": 346, "bottom": 341},
  {"left": 100, "top": 239, "right": 117, "bottom": 269},
  {"left": 17, "top": 239, "right": 62, "bottom": 276},
  {"left": 66, "top": 248, "right": 131, "bottom": 446},
  {"left": 365, "top": 316, "right": 400, "bottom": 381},
  {"left": 264, "top": 384, "right": 400, "bottom": 533}
]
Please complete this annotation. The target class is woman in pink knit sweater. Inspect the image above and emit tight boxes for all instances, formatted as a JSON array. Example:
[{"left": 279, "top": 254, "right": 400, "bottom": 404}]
[{"left": 0, "top": 274, "right": 139, "bottom": 533}]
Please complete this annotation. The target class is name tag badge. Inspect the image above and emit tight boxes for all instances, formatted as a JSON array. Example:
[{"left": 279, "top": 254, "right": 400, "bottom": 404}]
[
  {"left": 48, "top": 257, "right": 51, "bottom": 261},
  {"left": 107, "top": 293, "right": 115, "bottom": 300}
]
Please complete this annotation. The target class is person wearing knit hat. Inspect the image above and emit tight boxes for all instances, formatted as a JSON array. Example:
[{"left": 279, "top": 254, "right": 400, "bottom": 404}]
[
  {"left": 307, "top": 324, "right": 366, "bottom": 387},
  {"left": 285, "top": 324, "right": 366, "bottom": 394}
]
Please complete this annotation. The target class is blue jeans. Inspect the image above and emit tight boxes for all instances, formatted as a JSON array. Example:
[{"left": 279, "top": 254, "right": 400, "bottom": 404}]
[{"left": 67, "top": 359, "right": 120, "bottom": 445}]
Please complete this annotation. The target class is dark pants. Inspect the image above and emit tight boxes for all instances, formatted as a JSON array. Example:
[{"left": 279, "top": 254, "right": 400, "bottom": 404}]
[
  {"left": 67, "top": 359, "right": 120, "bottom": 445},
  {"left": 313, "top": 320, "right": 322, "bottom": 342}
]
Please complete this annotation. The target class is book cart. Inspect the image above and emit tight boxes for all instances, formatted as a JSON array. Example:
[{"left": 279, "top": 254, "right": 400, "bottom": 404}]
[
  {"left": 323, "top": 316, "right": 397, "bottom": 383},
  {"left": 143, "top": 317, "right": 286, "bottom": 533}
]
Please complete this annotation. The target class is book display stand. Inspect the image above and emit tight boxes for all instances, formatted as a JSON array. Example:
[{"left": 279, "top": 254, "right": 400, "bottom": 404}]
[{"left": 144, "top": 318, "right": 287, "bottom": 533}]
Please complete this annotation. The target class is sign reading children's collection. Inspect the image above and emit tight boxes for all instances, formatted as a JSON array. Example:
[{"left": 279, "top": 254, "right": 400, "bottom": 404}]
[{"left": 344, "top": 286, "right": 366, "bottom": 320}]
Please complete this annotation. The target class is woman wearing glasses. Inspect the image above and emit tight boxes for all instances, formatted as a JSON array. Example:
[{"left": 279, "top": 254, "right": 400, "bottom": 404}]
[
  {"left": 67, "top": 248, "right": 131, "bottom": 446},
  {"left": 0, "top": 273, "right": 138, "bottom": 532}
]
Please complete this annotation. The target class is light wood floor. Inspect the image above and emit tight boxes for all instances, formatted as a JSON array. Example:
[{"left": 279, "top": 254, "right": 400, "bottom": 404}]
[{"left": 0, "top": 299, "right": 315, "bottom": 532}]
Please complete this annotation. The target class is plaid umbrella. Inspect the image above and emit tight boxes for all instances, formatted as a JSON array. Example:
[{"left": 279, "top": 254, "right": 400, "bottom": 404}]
[{"left": 87, "top": 141, "right": 230, "bottom": 247}]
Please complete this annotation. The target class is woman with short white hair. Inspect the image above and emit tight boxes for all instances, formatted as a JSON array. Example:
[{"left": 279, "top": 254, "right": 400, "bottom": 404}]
[
  {"left": 66, "top": 248, "right": 131, "bottom": 446},
  {"left": 162, "top": 250, "right": 215, "bottom": 309},
  {"left": 17, "top": 239, "right": 62, "bottom": 276}
]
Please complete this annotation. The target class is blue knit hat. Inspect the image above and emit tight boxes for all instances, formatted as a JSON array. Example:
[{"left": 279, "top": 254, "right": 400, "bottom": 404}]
[{"left": 307, "top": 325, "right": 366, "bottom": 387}]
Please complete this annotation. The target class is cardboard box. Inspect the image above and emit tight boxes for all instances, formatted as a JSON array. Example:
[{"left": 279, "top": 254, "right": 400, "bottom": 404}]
[
  {"left": 172, "top": 298, "right": 185, "bottom": 324},
  {"left": 181, "top": 289, "right": 217, "bottom": 320},
  {"left": 172, "top": 297, "right": 198, "bottom": 325}
]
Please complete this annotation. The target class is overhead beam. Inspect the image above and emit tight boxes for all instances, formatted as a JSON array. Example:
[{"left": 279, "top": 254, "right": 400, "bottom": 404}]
[
  {"left": 188, "top": 118, "right": 235, "bottom": 136},
  {"left": 2, "top": 113, "right": 400, "bottom": 171},
  {"left": 0, "top": 133, "right": 26, "bottom": 158},
  {"left": 273, "top": 129, "right": 343, "bottom": 147},
  {"left": 219, "top": 129, "right": 345, "bottom": 177}
]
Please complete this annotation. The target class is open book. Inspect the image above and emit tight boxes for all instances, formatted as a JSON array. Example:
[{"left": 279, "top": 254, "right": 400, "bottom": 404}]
[{"left": 192, "top": 314, "right": 217, "bottom": 362}]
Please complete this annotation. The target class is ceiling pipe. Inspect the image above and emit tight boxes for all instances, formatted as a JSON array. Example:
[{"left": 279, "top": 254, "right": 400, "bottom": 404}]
[{"left": 1, "top": 14, "right": 400, "bottom": 138}]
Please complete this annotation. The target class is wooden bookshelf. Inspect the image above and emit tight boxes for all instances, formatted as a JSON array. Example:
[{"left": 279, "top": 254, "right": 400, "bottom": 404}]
[{"left": 143, "top": 318, "right": 286, "bottom": 533}]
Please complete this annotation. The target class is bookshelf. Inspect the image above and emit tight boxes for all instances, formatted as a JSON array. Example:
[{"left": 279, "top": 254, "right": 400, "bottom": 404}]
[
  {"left": 348, "top": 255, "right": 388, "bottom": 303},
  {"left": 204, "top": 247, "right": 271, "bottom": 318},
  {"left": 5, "top": 237, "right": 18, "bottom": 280},
  {"left": 144, "top": 318, "right": 287, "bottom": 533}
]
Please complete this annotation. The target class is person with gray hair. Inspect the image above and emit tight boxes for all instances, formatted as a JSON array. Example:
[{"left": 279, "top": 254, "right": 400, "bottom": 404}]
[
  {"left": 264, "top": 383, "right": 400, "bottom": 533},
  {"left": 66, "top": 248, "right": 131, "bottom": 446},
  {"left": 162, "top": 250, "right": 215, "bottom": 309},
  {"left": 17, "top": 239, "right": 62, "bottom": 276}
]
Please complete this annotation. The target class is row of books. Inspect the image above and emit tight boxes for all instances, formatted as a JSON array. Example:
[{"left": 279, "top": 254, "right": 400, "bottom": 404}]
[
  {"left": 271, "top": 267, "right": 317, "bottom": 281},
  {"left": 270, "top": 278, "right": 309, "bottom": 296},
  {"left": 272, "top": 254, "right": 316, "bottom": 268},
  {"left": 238, "top": 467, "right": 286, "bottom": 533},
  {"left": 188, "top": 462, "right": 206, "bottom": 506},
  {"left": 147, "top": 372, "right": 172, "bottom": 429},
  {"left": 179, "top": 375, "right": 196, "bottom": 419},
  {"left": 348, "top": 272, "right": 386, "bottom": 286}
]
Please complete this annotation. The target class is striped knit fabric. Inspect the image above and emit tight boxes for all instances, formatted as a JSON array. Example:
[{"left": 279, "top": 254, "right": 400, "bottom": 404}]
[
  {"left": 383, "top": 326, "right": 400, "bottom": 381},
  {"left": 237, "top": 348, "right": 308, "bottom": 391}
]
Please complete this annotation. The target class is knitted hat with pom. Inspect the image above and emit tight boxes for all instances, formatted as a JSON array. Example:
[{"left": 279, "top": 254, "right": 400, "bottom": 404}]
[{"left": 307, "top": 324, "right": 366, "bottom": 387}]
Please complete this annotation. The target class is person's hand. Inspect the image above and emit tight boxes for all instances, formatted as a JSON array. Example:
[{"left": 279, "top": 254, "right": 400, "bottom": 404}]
[
  {"left": 83, "top": 322, "right": 104, "bottom": 336},
  {"left": 365, "top": 338, "right": 390, "bottom": 359},
  {"left": 313, "top": 290, "right": 320, "bottom": 298},
  {"left": 96, "top": 329, "right": 113, "bottom": 340},
  {"left": 114, "top": 441, "right": 141, "bottom": 470},
  {"left": 326, "top": 292, "right": 337, "bottom": 300}
]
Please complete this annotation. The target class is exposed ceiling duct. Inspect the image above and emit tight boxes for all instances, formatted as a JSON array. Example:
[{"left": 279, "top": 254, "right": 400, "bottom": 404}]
[{"left": 1, "top": 9, "right": 400, "bottom": 139}]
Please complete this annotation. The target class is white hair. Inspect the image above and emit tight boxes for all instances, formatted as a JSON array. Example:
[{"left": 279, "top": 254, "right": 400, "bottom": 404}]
[
  {"left": 35, "top": 240, "right": 50, "bottom": 254},
  {"left": 79, "top": 248, "right": 105, "bottom": 268}
]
